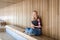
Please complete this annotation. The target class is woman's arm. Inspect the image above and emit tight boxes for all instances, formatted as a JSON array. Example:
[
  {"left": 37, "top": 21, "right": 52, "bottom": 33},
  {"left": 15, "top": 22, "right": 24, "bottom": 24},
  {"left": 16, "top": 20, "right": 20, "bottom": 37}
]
[
  {"left": 34, "top": 19, "right": 41, "bottom": 28},
  {"left": 38, "top": 19, "right": 41, "bottom": 28},
  {"left": 31, "top": 23, "right": 35, "bottom": 29}
]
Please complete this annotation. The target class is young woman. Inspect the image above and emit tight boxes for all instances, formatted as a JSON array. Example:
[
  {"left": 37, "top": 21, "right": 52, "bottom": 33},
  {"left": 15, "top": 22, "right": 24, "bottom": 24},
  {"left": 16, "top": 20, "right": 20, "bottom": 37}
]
[
  {"left": 31, "top": 10, "right": 42, "bottom": 29},
  {"left": 25, "top": 10, "right": 42, "bottom": 36}
]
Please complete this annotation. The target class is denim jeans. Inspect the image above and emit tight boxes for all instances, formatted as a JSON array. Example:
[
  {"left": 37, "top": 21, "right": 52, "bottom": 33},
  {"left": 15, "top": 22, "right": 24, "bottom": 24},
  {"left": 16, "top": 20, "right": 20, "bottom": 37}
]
[{"left": 25, "top": 27, "right": 42, "bottom": 35}]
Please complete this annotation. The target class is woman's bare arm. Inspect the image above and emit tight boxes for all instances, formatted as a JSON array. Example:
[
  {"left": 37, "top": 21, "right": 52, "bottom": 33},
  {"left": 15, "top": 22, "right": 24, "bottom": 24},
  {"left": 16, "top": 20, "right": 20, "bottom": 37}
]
[
  {"left": 34, "top": 19, "right": 41, "bottom": 28},
  {"left": 31, "top": 23, "right": 35, "bottom": 28}
]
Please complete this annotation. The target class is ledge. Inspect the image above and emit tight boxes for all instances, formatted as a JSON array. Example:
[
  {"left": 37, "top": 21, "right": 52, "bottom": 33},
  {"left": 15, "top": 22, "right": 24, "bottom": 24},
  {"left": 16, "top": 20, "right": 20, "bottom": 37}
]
[{"left": 5, "top": 25, "right": 54, "bottom": 40}]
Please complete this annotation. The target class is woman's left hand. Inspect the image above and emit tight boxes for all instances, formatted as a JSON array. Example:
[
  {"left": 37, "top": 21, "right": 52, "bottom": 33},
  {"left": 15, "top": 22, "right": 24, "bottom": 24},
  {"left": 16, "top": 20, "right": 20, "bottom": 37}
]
[{"left": 35, "top": 26, "right": 41, "bottom": 28}]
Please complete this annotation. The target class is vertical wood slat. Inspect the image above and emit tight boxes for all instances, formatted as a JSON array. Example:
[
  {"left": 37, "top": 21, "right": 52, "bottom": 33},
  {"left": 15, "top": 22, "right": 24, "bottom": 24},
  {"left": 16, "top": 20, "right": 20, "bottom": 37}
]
[
  {"left": 52, "top": 0, "right": 58, "bottom": 39},
  {"left": 42, "top": 0, "right": 49, "bottom": 36},
  {"left": 49, "top": 0, "right": 52, "bottom": 37},
  {"left": 59, "top": 0, "right": 60, "bottom": 40},
  {"left": 22, "top": 0, "right": 27, "bottom": 27}
]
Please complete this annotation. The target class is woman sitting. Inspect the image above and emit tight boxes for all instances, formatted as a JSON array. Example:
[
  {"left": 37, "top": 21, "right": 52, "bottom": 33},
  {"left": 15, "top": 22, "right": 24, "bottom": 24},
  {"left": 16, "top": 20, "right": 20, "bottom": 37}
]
[{"left": 25, "top": 10, "right": 42, "bottom": 36}]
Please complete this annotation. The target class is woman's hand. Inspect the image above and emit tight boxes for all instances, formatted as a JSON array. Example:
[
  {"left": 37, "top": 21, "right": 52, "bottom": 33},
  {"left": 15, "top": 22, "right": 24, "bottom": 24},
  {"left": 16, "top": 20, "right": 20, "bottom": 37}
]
[{"left": 35, "top": 26, "right": 41, "bottom": 28}]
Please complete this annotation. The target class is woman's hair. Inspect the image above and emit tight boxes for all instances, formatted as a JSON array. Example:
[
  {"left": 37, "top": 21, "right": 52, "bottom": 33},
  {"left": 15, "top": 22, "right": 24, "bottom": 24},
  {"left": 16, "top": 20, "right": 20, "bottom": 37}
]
[
  {"left": 33, "top": 10, "right": 38, "bottom": 14},
  {"left": 32, "top": 10, "right": 39, "bottom": 20}
]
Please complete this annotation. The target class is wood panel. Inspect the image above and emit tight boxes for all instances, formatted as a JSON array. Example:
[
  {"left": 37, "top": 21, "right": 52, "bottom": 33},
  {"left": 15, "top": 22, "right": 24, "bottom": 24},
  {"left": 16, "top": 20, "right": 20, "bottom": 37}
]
[
  {"left": 42, "top": 0, "right": 49, "bottom": 36},
  {"left": 49, "top": 0, "right": 59, "bottom": 39}
]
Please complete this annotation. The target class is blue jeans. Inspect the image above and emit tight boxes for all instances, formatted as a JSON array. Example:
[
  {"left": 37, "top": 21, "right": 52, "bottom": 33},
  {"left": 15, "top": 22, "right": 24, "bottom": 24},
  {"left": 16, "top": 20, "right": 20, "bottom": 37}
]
[{"left": 25, "top": 27, "right": 42, "bottom": 35}]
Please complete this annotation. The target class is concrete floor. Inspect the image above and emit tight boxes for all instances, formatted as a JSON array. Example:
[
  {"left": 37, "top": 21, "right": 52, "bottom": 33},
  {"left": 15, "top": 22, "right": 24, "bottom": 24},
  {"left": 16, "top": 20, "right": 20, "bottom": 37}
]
[{"left": 0, "top": 32, "right": 15, "bottom": 40}]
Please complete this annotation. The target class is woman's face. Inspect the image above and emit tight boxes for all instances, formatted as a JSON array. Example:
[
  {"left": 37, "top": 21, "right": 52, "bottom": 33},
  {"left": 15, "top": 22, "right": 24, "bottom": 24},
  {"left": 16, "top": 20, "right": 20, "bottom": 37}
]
[{"left": 32, "top": 12, "right": 38, "bottom": 17}]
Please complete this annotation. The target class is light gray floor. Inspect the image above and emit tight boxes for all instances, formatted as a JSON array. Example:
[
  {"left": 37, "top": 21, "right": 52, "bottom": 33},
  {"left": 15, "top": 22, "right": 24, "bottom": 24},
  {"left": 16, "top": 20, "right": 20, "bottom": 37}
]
[{"left": 0, "top": 32, "right": 15, "bottom": 40}]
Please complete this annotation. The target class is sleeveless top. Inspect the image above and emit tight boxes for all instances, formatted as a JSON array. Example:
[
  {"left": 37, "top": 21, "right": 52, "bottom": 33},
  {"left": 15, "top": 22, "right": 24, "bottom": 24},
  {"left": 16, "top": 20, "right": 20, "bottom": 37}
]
[{"left": 32, "top": 20, "right": 38, "bottom": 26}]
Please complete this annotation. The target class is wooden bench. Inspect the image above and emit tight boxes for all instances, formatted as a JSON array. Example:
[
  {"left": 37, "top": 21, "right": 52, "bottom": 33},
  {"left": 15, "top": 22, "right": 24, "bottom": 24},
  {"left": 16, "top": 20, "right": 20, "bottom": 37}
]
[{"left": 5, "top": 25, "right": 54, "bottom": 40}]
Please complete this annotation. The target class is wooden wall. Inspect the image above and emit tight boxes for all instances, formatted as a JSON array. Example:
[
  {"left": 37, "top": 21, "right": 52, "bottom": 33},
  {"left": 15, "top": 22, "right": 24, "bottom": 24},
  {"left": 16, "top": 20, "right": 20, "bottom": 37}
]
[
  {"left": 0, "top": 0, "right": 60, "bottom": 40},
  {"left": 59, "top": 0, "right": 60, "bottom": 40}
]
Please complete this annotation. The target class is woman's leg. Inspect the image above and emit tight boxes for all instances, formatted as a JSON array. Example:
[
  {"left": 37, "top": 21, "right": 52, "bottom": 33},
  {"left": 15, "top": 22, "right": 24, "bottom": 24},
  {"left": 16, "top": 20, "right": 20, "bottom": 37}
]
[
  {"left": 25, "top": 27, "right": 30, "bottom": 34},
  {"left": 33, "top": 28, "right": 42, "bottom": 36}
]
